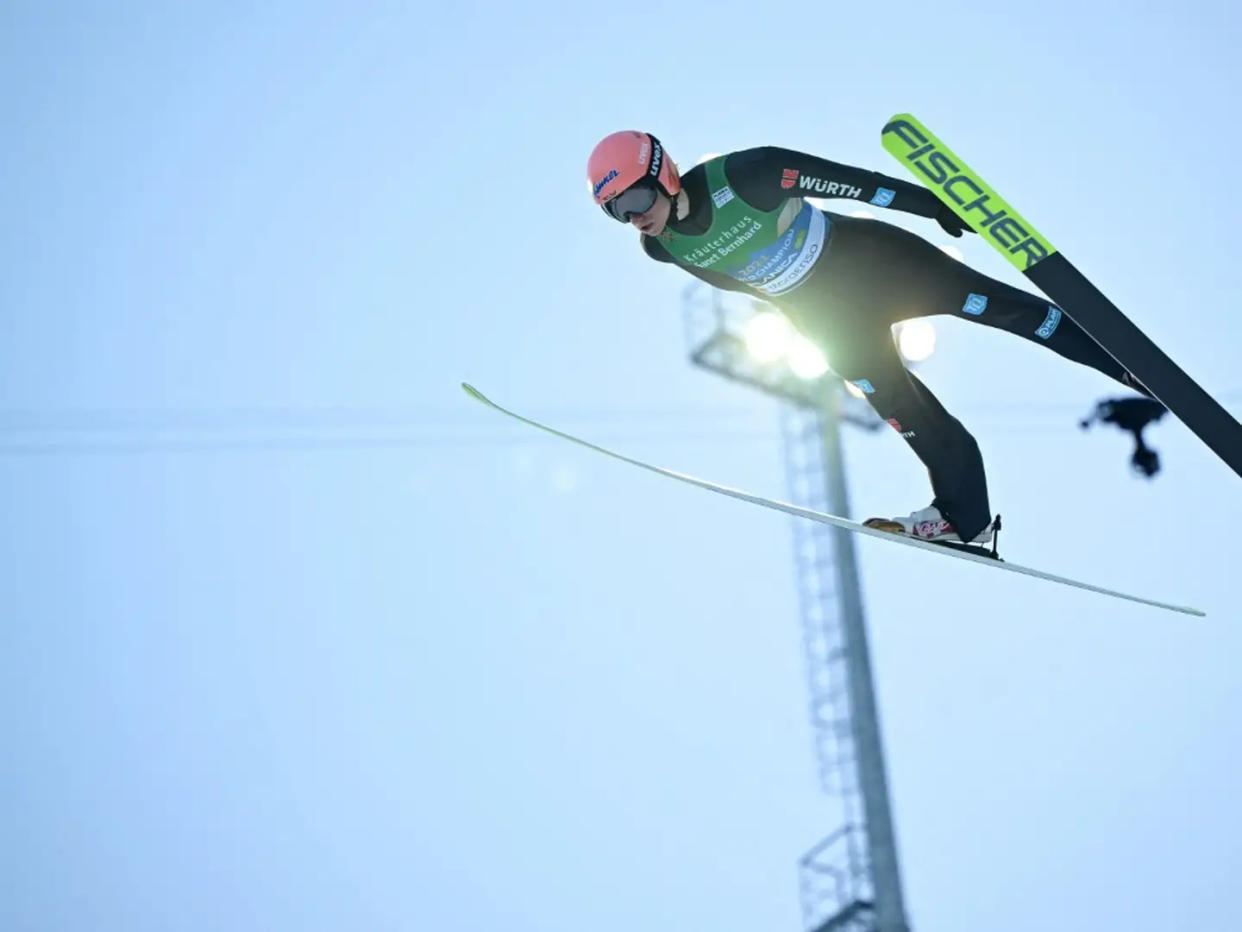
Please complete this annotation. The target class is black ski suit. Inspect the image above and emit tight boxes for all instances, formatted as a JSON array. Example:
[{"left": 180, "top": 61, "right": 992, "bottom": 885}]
[{"left": 641, "top": 146, "right": 1137, "bottom": 542}]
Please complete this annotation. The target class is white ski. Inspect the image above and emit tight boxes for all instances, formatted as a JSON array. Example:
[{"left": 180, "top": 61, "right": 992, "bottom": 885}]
[{"left": 463, "top": 383, "right": 1205, "bottom": 617}]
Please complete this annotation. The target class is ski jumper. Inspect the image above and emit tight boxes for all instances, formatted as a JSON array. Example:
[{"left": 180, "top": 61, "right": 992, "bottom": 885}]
[{"left": 643, "top": 147, "right": 1137, "bottom": 542}]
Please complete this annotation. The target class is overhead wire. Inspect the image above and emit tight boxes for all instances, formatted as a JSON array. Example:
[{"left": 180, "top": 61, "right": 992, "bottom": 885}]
[{"left": 0, "top": 394, "right": 1237, "bottom": 456}]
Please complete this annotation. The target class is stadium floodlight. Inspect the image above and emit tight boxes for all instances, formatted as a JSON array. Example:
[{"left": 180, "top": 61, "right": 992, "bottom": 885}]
[
  {"left": 896, "top": 319, "right": 936, "bottom": 364},
  {"left": 743, "top": 311, "right": 795, "bottom": 364},
  {"left": 789, "top": 336, "right": 830, "bottom": 380}
]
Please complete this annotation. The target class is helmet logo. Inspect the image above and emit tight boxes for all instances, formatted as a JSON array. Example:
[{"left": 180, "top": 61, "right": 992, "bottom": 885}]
[
  {"left": 637, "top": 140, "right": 650, "bottom": 166},
  {"left": 648, "top": 141, "right": 663, "bottom": 179},
  {"left": 593, "top": 168, "right": 619, "bottom": 196}
]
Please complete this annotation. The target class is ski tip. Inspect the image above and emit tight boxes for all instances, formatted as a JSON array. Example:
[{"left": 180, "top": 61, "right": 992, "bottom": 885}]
[
  {"left": 884, "top": 111, "right": 917, "bottom": 127},
  {"left": 461, "top": 382, "right": 488, "bottom": 404}
]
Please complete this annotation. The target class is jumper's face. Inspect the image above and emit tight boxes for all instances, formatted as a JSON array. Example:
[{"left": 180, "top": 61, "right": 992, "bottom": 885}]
[{"left": 629, "top": 190, "right": 671, "bottom": 236}]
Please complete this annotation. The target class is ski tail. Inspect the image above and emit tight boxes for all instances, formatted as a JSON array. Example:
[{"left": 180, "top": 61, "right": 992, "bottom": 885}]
[
  {"left": 881, "top": 114, "right": 1056, "bottom": 272},
  {"left": 881, "top": 113, "right": 1242, "bottom": 481}
]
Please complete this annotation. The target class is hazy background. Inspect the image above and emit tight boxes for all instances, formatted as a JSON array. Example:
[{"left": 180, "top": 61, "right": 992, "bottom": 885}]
[{"left": 3, "top": 3, "right": 1240, "bottom": 930}]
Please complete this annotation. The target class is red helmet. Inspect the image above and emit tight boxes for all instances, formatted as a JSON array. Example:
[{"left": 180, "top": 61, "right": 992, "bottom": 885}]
[{"left": 587, "top": 131, "right": 681, "bottom": 222}]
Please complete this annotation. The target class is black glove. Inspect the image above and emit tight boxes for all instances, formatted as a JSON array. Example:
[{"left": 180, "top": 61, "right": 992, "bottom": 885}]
[{"left": 935, "top": 204, "right": 974, "bottom": 237}]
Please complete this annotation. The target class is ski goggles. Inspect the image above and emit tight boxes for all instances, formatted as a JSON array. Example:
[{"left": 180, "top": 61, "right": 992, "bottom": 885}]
[{"left": 602, "top": 180, "right": 659, "bottom": 223}]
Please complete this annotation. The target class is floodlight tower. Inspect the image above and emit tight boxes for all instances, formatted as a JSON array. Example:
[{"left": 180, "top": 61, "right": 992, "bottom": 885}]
[{"left": 681, "top": 281, "right": 934, "bottom": 932}]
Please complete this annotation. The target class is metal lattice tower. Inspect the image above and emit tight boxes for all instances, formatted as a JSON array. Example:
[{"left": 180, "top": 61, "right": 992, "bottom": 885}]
[
  {"left": 782, "top": 402, "right": 871, "bottom": 931},
  {"left": 681, "top": 283, "right": 909, "bottom": 932}
]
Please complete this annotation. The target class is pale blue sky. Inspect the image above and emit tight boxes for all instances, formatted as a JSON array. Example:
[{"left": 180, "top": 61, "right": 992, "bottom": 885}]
[{"left": 3, "top": 3, "right": 1241, "bottom": 931}]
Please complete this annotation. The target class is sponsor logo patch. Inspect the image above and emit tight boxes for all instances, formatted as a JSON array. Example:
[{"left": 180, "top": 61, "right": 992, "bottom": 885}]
[
  {"left": 913, "top": 518, "right": 952, "bottom": 539},
  {"left": 646, "top": 141, "right": 663, "bottom": 179},
  {"left": 750, "top": 206, "right": 827, "bottom": 296},
  {"left": 962, "top": 294, "right": 988, "bottom": 315},
  {"left": 1036, "top": 306, "right": 1062, "bottom": 339},
  {"left": 852, "top": 379, "right": 875, "bottom": 394},
  {"left": 711, "top": 186, "right": 735, "bottom": 208},
  {"left": 797, "top": 176, "right": 864, "bottom": 198},
  {"left": 781, "top": 169, "right": 799, "bottom": 189},
  {"left": 886, "top": 417, "right": 916, "bottom": 439},
  {"left": 870, "top": 187, "right": 896, "bottom": 207},
  {"left": 593, "top": 169, "right": 619, "bottom": 197}
]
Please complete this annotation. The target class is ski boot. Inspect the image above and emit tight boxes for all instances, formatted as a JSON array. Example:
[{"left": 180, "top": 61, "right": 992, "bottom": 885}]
[{"left": 863, "top": 505, "right": 1002, "bottom": 559}]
